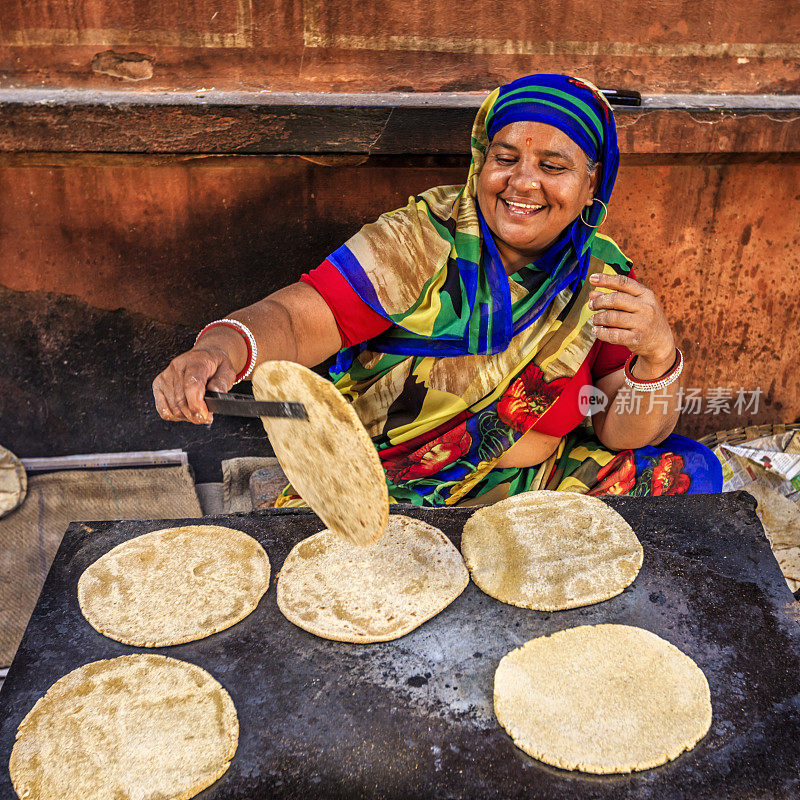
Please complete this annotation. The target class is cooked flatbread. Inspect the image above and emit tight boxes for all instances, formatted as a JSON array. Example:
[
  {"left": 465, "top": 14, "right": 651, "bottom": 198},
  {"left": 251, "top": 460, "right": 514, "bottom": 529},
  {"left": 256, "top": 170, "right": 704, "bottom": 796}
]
[
  {"left": 776, "top": 546, "right": 800, "bottom": 593},
  {"left": 494, "top": 624, "right": 712, "bottom": 773},
  {"left": 277, "top": 514, "right": 468, "bottom": 642},
  {"left": 10, "top": 654, "right": 238, "bottom": 800},
  {"left": 252, "top": 360, "right": 389, "bottom": 546},
  {"left": 0, "top": 445, "right": 26, "bottom": 519},
  {"left": 78, "top": 525, "right": 270, "bottom": 647},
  {"left": 461, "top": 491, "right": 643, "bottom": 611},
  {"left": 744, "top": 483, "right": 800, "bottom": 550}
]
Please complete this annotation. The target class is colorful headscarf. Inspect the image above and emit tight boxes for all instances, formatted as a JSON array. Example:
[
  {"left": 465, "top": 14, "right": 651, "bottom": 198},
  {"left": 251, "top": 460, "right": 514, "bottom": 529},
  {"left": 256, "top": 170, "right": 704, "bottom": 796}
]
[{"left": 326, "top": 73, "right": 623, "bottom": 366}]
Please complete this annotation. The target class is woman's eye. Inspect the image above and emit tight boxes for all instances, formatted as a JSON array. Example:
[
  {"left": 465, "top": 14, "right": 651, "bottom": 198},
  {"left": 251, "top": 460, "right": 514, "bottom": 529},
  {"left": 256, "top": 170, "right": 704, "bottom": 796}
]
[
  {"left": 495, "top": 156, "right": 516, "bottom": 165},
  {"left": 542, "top": 163, "right": 566, "bottom": 172}
]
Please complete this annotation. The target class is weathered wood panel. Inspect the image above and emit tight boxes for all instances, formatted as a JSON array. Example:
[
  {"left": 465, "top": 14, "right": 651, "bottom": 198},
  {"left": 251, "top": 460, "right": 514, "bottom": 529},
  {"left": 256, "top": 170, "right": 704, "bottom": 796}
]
[
  {"left": 0, "top": 0, "right": 797, "bottom": 93},
  {"left": 1, "top": 91, "right": 798, "bottom": 155},
  {"left": 0, "top": 154, "right": 797, "bottom": 450}
]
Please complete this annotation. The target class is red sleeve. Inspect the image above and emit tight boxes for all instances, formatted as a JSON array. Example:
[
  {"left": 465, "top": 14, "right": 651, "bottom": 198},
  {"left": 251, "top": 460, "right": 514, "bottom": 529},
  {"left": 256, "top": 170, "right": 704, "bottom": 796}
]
[
  {"left": 589, "top": 267, "right": 636, "bottom": 381},
  {"left": 300, "top": 259, "right": 392, "bottom": 347}
]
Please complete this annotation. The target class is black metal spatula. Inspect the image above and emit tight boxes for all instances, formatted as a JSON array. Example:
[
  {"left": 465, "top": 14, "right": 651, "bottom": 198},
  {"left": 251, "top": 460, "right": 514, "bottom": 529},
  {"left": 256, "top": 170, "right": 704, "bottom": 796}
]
[{"left": 204, "top": 391, "right": 308, "bottom": 420}]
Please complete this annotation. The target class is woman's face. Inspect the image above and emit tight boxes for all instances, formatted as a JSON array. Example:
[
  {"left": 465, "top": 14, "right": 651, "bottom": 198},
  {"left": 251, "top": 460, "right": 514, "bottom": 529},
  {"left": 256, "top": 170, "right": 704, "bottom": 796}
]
[{"left": 476, "top": 120, "right": 599, "bottom": 271}]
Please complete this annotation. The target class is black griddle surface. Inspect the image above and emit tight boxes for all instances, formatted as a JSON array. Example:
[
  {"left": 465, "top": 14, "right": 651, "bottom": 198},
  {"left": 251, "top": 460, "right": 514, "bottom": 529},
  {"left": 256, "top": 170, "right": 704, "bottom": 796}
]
[{"left": 2, "top": 493, "right": 800, "bottom": 800}]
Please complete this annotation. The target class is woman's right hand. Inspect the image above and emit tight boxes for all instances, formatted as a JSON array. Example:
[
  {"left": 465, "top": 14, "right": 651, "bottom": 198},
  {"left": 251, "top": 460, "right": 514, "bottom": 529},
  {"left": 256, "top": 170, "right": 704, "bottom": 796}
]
[
  {"left": 152, "top": 284, "right": 344, "bottom": 425},
  {"left": 152, "top": 342, "right": 241, "bottom": 424}
]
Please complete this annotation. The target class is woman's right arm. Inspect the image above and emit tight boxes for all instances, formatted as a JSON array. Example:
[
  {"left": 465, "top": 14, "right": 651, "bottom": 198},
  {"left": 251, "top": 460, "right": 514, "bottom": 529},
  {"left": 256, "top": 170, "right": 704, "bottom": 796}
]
[{"left": 152, "top": 282, "right": 343, "bottom": 425}]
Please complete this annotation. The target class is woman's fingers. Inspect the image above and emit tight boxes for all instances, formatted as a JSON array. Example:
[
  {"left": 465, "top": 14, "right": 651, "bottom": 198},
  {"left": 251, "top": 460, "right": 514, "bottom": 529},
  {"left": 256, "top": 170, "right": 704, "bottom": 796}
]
[
  {"left": 590, "top": 308, "right": 638, "bottom": 329},
  {"left": 153, "top": 379, "right": 181, "bottom": 421},
  {"left": 588, "top": 273, "right": 675, "bottom": 362},
  {"left": 592, "top": 324, "right": 645, "bottom": 348},
  {"left": 182, "top": 352, "right": 226, "bottom": 421},
  {"left": 588, "top": 289, "right": 639, "bottom": 314},
  {"left": 153, "top": 348, "right": 234, "bottom": 425},
  {"left": 588, "top": 272, "right": 646, "bottom": 296},
  {"left": 206, "top": 360, "right": 238, "bottom": 394},
  {"left": 170, "top": 367, "right": 205, "bottom": 424}
]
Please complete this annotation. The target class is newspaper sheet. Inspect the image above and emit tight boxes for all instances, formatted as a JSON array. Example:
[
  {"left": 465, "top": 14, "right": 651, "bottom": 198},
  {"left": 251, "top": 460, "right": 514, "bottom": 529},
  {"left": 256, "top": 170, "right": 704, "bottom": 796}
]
[{"left": 715, "top": 430, "right": 800, "bottom": 504}]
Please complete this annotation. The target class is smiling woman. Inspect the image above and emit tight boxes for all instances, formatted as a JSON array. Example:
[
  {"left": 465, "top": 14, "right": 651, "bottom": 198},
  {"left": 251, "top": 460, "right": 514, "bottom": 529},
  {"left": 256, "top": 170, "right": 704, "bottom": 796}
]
[{"left": 153, "top": 73, "right": 722, "bottom": 505}]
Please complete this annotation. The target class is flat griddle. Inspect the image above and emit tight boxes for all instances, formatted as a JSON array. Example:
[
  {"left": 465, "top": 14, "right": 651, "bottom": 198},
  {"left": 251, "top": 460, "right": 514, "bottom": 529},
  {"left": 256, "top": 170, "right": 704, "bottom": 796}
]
[{"left": 2, "top": 492, "right": 800, "bottom": 799}]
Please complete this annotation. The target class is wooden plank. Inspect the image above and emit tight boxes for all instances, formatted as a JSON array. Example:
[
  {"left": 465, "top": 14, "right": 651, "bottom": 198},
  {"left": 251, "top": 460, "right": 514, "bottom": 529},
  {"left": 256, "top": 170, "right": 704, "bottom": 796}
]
[{"left": 0, "top": 90, "right": 798, "bottom": 155}]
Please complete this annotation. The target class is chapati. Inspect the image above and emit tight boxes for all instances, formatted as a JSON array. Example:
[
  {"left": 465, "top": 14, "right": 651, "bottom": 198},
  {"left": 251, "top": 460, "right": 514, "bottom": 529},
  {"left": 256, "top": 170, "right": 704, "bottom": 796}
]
[
  {"left": 9, "top": 654, "right": 238, "bottom": 800},
  {"left": 252, "top": 360, "right": 389, "bottom": 546},
  {"left": 461, "top": 490, "right": 643, "bottom": 610},
  {"left": 776, "top": 547, "right": 800, "bottom": 593},
  {"left": 0, "top": 445, "right": 26, "bottom": 519},
  {"left": 494, "top": 624, "right": 712, "bottom": 773},
  {"left": 277, "top": 514, "right": 468, "bottom": 642},
  {"left": 744, "top": 483, "right": 800, "bottom": 549},
  {"left": 78, "top": 525, "right": 270, "bottom": 647}
]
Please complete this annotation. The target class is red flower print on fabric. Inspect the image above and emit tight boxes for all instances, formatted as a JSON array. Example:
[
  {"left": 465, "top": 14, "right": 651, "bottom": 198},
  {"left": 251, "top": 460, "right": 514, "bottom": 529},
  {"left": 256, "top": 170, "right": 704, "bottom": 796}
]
[
  {"left": 588, "top": 450, "right": 637, "bottom": 496},
  {"left": 651, "top": 453, "right": 691, "bottom": 496},
  {"left": 497, "top": 363, "right": 570, "bottom": 433},
  {"left": 384, "top": 422, "right": 472, "bottom": 484}
]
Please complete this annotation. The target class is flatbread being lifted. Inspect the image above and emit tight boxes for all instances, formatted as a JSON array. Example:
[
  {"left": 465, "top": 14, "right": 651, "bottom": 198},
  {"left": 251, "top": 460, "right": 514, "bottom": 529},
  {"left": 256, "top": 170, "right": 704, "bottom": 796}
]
[
  {"left": 461, "top": 491, "right": 643, "bottom": 611},
  {"left": 252, "top": 360, "right": 389, "bottom": 546},
  {"left": 10, "top": 654, "right": 238, "bottom": 800},
  {"left": 78, "top": 525, "right": 270, "bottom": 647},
  {"left": 277, "top": 514, "right": 469, "bottom": 642},
  {"left": 494, "top": 624, "right": 712, "bottom": 774}
]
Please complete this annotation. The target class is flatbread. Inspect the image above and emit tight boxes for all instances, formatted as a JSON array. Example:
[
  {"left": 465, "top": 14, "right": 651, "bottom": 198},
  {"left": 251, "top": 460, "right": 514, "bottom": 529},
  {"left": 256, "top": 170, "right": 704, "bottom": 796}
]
[
  {"left": 78, "top": 525, "right": 270, "bottom": 647},
  {"left": 252, "top": 360, "right": 389, "bottom": 546},
  {"left": 776, "top": 547, "right": 800, "bottom": 593},
  {"left": 0, "top": 445, "right": 26, "bottom": 519},
  {"left": 494, "top": 624, "right": 712, "bottom": 773},
  {"left": 461, "top": 491, "right": 643, "bottom": 611},
  {"left": 277, "top": 514, "right": 469, "bottom": 642},
  {"left": 10, "top": 654, "right": 238, "bottom": 800},
  {"left": 744, "top": 483, "right": 800, "bottom": 550}
]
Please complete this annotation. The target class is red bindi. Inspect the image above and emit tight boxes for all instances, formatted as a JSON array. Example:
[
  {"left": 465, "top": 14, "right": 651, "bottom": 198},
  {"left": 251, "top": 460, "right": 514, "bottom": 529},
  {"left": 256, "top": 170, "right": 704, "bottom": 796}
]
[{"left": 525, "top": 137, "right": 532, "bottom": 146}]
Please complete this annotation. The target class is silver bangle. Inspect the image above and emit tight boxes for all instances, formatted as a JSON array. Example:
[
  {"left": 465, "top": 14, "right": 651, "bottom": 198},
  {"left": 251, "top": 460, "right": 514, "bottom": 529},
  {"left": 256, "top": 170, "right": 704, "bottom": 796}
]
[
  {"left": 623, "top": 348, "right": 683, "bottom": 392},
  {"left": 195, "top": 318, "right": 258, "bottom": 381}
]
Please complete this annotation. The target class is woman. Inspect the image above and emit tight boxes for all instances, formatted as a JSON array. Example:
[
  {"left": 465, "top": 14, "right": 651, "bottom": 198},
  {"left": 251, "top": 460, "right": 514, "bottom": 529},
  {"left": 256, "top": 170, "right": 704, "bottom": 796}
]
[{"left": 153, "top": 74, "right": 722, "bottom": 505}]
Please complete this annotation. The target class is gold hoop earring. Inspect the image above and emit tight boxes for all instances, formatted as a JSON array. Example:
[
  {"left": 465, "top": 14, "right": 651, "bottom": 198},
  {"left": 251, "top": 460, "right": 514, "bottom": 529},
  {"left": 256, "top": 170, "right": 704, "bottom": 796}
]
[{"left": 581, "top": 198, "right": 608, "bottom": 229}]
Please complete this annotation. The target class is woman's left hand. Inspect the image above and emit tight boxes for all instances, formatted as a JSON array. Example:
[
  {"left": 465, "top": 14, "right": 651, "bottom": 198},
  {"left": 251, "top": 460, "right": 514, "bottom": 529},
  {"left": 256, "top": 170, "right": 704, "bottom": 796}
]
[{"left": 588, "top": 272, "right": 676, "bottom": 375}]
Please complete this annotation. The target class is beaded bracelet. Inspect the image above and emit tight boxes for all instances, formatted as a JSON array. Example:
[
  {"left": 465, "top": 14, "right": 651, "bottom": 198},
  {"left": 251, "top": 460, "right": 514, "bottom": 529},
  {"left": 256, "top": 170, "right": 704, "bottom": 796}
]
[
  {"left": 194, "top": 318, "right": 258, "bottom": 382},
  {"left": 623, "top": 348, "right": 683, "bottom": 393}
]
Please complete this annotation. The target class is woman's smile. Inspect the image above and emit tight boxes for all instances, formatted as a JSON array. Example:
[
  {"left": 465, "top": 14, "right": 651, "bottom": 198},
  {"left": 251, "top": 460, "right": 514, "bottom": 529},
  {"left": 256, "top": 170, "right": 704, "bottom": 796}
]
[{"left": 500, "top": 198, "right": 545, "bottom": 217}]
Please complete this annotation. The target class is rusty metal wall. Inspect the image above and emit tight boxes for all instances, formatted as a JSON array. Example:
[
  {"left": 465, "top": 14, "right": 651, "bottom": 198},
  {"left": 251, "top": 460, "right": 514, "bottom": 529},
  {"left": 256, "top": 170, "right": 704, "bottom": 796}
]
[
  {"left": 1, "top": 0, "right": 798, "bottom": 94},
  {"left": 0, "top": 153, "right": 797, "bottom": 461}
]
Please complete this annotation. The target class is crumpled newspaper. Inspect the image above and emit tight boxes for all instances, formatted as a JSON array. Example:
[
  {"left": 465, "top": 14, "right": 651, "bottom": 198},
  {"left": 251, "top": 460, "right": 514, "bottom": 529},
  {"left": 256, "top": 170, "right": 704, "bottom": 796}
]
[{"left": 715, "top": 430, "right": 800, "bottom": 502}]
